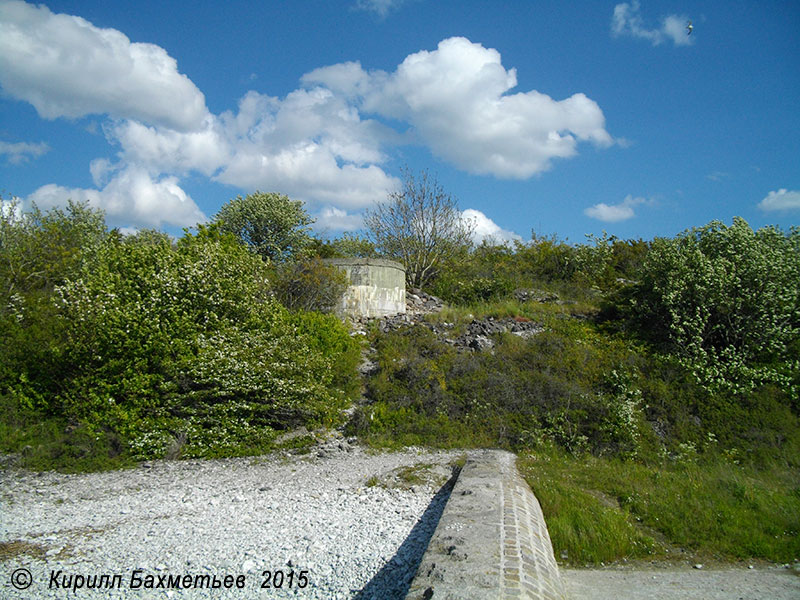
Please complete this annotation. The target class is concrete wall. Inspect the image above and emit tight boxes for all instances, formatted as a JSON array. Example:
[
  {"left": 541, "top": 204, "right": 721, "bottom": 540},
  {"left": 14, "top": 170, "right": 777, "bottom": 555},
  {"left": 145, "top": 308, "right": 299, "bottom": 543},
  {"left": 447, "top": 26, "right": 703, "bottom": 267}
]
[
  {"left": 324, "top": 258, "right": 406, "bottom": 318},
  {"left": 406, "top": 450, "right": 567, "bottom": 600}
]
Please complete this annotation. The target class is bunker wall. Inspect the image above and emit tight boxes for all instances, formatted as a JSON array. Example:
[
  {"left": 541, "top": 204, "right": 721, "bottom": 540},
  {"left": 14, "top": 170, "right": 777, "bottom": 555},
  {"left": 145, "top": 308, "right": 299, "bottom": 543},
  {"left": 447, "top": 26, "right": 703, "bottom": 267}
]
[{"left": 324, "top": 259, "right": 406, "bottom": 318}]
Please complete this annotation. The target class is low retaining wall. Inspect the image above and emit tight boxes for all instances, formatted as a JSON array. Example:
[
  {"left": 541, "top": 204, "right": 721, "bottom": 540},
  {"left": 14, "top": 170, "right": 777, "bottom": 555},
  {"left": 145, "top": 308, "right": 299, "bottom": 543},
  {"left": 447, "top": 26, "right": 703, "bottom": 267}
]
[
  {"left": 324, "top": 258, "right": 406, "bottom": 318},
  {"left": 405, "top": 450, "right": 567, "bottom": 600}
]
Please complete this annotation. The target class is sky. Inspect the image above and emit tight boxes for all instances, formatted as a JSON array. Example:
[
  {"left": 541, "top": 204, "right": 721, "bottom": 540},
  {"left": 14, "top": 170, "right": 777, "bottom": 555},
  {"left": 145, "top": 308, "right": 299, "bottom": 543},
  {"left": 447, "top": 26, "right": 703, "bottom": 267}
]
[{"left": 1, "top": 0, "right": 798, "bottom": 244}]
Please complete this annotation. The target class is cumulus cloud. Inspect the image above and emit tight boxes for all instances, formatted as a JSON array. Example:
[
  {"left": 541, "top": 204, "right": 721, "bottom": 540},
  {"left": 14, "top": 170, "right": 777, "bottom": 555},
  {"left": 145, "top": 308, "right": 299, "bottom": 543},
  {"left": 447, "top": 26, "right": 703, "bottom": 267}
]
[
  {"left": 584, "top": 195, "right": 648, "bottom": 222},
  {"left": 26, "top": 166, "right": 206, "bottom": 229},
  {"left": 306, "top": 37, "right": 613, "bottom": 178},
  {"left": 758, "top": 189, "right": 800, "bottom": 212},
  {"left": 0, "top": 0, "right": 208, "bottom": 131},
  {"left": 461, "top": 208, "right": 522, "bottom": 245},
  {"left": 315, "top": 206, "right": 364, "bottom": 231},
  {"left": 611, "top": 1, "right": 693, "bottom": 46},
  {"left": 108, "top": 118, "right": 230, "bottom": 178},
  {"left": 212, "top": 89, "right": 400, "bottom": 208},
  {"left": 102, "top": 88, "right": 400, "bottom": 212},
  {"left": 0, "top": 140, "right": 49, "bottom": 164},
  {"left": 2, "top": 1, "right": 614, "bottom": 231}
]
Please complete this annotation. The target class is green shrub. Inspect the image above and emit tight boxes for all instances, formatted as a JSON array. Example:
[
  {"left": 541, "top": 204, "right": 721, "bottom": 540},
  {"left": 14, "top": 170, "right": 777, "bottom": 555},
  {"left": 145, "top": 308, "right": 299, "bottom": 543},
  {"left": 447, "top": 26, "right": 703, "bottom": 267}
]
[
  {"left": 625, "top": 218, "right": 800, "bottom": 394},
  {"left": 1, "top": 212, "right": 358, "bottom": 468},
  {"left": 515, "top": 234, "right": 577, "bottom": 282},
  {"left": 289, "top": 309, "right": 362, "bottom": 399},
  {"left": 432, "top": 273, "right": 514, "bottom": 304},
  {"left": 272, "top": 257, "right": 348, "bottom": 312},
  {"left": 356, "top": 321, "right": 653, "bottom": 457}
]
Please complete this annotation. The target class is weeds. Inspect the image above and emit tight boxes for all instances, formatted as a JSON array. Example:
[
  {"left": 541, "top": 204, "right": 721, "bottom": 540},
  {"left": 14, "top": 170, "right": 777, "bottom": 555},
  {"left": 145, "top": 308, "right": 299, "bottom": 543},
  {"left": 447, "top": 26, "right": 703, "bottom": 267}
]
[{"left": 518, "top": 450, "right": 800, "bottom": 565}]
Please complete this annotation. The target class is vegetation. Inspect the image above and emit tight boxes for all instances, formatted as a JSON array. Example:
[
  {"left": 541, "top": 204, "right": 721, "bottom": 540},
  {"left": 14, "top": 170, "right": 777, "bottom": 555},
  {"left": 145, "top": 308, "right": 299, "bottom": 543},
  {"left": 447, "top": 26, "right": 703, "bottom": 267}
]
[
  {"left": 212, "top": 191, "right": 314, "bottom": 262},
  {"left": 2, "top": 188, "right": 797, "bottom": 566},
  {"left": 519, "top": 450, "right": 799, "bottom": 565},
  {"left": 364, "top": 168, "right": 474, "bottom": 287},
  {"left": 1, "top": 198, "right": 358, "bottom": 470},
  {"left": 272, "top": 257, "right": 349, "bottom": 313},
  {"left": 349, "top": 215, "right": 799, "bottom": 566}
]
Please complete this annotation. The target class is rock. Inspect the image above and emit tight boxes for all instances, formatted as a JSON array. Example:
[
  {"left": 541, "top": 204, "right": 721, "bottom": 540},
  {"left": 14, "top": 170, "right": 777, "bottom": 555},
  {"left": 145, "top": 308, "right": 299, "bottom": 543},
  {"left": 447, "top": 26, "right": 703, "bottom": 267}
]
[
  {"left": 468, "top": 335, "right": 493, "bottom": 351},
  {"left": 242, "top": 559, "right": 258, "bottom": 572},
  {"left": 514, "top": 288, "right": 560, "bottom": 303}
]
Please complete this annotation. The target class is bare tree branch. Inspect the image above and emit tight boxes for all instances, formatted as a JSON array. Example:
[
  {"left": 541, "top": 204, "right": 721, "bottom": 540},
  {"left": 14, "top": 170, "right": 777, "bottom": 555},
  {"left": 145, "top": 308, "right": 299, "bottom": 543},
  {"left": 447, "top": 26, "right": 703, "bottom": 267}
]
[{"left": 364, "top": 167, "right": 474, "bottom": 288}]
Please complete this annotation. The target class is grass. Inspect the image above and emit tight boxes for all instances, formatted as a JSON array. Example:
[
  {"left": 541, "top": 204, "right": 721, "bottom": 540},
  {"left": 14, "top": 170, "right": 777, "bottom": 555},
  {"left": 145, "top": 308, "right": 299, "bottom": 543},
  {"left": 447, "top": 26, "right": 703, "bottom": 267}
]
[
  {"left": 0, "top": 398, "right": 137, "bottom": 473},
  {"left": 364, "top": 458, "right": 465, "bottom": 490},
  {"left": 518, "top": 449, "right": 800, "bottom": 566},
  {"left": 0, "top": 540, "right": 47, "bottom": 561}
]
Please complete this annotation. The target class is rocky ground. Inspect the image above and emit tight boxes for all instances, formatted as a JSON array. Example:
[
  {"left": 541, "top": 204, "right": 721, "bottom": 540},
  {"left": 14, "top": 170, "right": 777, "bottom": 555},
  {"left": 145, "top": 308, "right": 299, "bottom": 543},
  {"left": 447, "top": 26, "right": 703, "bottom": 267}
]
[
  {"left": 352, "top": 288, "right": 547, "bottom": 358},
  {"left": 0, "top": 440, "right": 463, "bottom": 600},
  {"left": 4, "top": 443, "right": 797, "bottom": 600}
]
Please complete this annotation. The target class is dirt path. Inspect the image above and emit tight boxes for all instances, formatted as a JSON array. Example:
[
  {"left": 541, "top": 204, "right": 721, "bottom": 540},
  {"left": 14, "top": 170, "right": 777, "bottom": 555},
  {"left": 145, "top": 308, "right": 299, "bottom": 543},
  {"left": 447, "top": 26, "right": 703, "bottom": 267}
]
[{"left": 563, "top": 566, "right": 800, "bottom": 599}]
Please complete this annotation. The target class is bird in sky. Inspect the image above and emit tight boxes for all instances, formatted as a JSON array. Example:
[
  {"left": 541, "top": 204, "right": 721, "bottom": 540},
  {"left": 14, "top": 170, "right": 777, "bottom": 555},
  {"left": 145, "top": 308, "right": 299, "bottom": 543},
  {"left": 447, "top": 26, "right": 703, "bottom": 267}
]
[{"left": 686, "top": 20, "right": 693, "bottom": 35}]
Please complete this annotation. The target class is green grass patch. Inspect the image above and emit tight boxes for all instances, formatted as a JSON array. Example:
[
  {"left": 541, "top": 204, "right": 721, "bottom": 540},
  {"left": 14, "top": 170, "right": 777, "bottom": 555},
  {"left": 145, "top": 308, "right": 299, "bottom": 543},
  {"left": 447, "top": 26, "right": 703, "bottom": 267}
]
[
  {"left": 518, "top": 450, "right": 800, "bottom": 565},
  {"left": 0, "top": 395, "right": 135, "bottom": 473}
]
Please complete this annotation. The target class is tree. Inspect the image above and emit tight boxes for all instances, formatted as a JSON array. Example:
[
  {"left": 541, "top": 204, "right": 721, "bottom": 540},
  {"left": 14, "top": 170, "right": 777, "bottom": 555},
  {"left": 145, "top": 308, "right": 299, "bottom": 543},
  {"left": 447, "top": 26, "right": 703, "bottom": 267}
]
[
  {"left": 212, "top": 191, "right": 313, "bottom": 262},
  {"left": 0, "top": 198, "right": 106, "bottom": 303},
  {"left": 364, "top": 168, "right": 475, "bottom": 288}
]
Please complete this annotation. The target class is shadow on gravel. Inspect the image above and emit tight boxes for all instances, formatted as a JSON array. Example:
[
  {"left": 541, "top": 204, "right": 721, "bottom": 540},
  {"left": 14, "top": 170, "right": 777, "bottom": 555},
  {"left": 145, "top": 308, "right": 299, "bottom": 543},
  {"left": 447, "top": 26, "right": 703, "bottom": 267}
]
[{"left": 354, "top": 467, "right": 460, "bottom": 600}]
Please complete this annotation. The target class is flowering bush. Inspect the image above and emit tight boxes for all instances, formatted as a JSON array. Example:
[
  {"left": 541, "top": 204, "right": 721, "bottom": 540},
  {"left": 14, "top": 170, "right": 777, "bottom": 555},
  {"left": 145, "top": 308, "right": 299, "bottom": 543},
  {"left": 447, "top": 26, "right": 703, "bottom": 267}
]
[
  {"left": 627, "top": 218, "right": 799, "bottom": 394},
  {"left": 2, "top": 214, "right": 357, "bottom": 463}
]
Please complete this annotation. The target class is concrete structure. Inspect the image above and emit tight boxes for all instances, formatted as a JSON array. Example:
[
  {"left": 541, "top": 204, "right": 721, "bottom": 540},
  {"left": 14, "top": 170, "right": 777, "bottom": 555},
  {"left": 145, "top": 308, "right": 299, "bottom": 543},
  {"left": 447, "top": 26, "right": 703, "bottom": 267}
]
[
  {"left": 325, "top": 258, "right": 406, "bottom": 318},
  {"left": 405, "top": 450, "right": 567, "bottom": 600}
]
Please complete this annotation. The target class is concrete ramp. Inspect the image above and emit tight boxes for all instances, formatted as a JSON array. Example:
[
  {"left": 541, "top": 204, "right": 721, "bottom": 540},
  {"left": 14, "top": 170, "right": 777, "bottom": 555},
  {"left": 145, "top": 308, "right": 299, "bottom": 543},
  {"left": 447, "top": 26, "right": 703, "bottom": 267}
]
[{"left": 405, "top": 450, "right": 567, "bottom": 600}]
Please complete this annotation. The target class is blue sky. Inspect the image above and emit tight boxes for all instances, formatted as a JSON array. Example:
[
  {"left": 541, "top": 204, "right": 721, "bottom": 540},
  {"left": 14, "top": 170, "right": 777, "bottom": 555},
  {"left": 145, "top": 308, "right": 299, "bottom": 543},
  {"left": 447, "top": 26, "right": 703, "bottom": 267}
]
[{"left": 1, "top": 0, "right": 798, "bottom": 244}]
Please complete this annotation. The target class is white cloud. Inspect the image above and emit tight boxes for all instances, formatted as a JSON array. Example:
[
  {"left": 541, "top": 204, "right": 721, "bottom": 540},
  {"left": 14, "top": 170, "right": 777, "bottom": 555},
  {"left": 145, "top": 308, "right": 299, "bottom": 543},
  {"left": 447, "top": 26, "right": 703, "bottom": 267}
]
[
  {"left": 584, "top": 195, "right": 648, "bottom": 222},
  {"left": 2, "top": 1, "right": 614, "bottom": 231},
  {"left": 109, "top": 118, "right": 229, "bottom": 177},
  {"left": 315, "top": 206, "right": 364, "bottom": 232},
  {"left": 353, "top": 0, "right": 410, "bottom": 18},
  {"left": 0, "top": 0, "right": 208, "bottom": 131},
  {"left": 102, "top": 88, "right": 400, "bottom": 212},
  {"left": 612, "top": 1, "right": 693, "bottom": 47},
  {"left": 461, "top": 208, "right": 522, "bottom": 245},
  {"left": 26, "top": 166, "right": 206, "bottom": 229},
  {"left": 0, "top": 140, "right": 49, "bottom": 164},
  {"left": 307, "top": 37, "right": 613, "bottom": 179},
  {"left": 758, "top": 189, "right": 800, "bottom": 212}
]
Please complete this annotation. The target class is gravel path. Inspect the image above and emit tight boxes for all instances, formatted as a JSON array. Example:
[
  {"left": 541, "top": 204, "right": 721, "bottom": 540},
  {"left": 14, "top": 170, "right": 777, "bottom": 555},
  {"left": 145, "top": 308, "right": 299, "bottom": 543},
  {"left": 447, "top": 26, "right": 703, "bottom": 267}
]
[
  {"left": 0, "top": 444, "right": 462, "bottom": 599},
  {"left": 563, "top": 566, "right": 800, "bottom": 599}
]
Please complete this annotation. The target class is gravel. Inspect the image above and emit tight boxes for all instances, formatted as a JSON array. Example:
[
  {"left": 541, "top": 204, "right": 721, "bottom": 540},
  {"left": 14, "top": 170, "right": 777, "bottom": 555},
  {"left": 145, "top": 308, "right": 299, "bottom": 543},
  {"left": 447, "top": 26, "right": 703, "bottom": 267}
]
[
  {"left": 563, "top": 565, "right": 800, "bottom": 600},
  {"left": 0, "top": 444, "right": 462, "bottom": 599}
]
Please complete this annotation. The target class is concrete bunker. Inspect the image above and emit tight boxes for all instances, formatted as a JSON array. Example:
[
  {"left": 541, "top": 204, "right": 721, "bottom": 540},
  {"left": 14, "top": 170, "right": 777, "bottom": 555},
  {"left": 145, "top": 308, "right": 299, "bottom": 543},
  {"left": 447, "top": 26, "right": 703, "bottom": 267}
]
[{"left": 324, "top": 258, "right": 406, "bottom": 318}]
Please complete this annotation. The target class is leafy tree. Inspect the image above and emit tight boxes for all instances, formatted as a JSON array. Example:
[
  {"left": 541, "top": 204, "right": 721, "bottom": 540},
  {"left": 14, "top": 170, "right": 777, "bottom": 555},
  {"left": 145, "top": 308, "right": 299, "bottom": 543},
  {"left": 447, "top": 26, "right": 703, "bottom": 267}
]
[
  {"left": 364, "top": 168, "right": 474, "bottom": 288},
  {"left": 329, "top": 232, "right": 378, "bottom": 258},
  {"left": 212, "top": 191, "right": 314, "bottom": 262},
  {"left": 0, "top": 198, "right": 106, "bottom": 304}
]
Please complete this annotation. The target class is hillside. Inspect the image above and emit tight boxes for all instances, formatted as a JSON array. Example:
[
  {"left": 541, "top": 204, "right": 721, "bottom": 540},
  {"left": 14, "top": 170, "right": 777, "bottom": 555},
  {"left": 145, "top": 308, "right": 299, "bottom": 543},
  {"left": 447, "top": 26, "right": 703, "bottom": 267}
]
[{"left": 1, "top": 199, "right": 798, "bottom": 565}]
